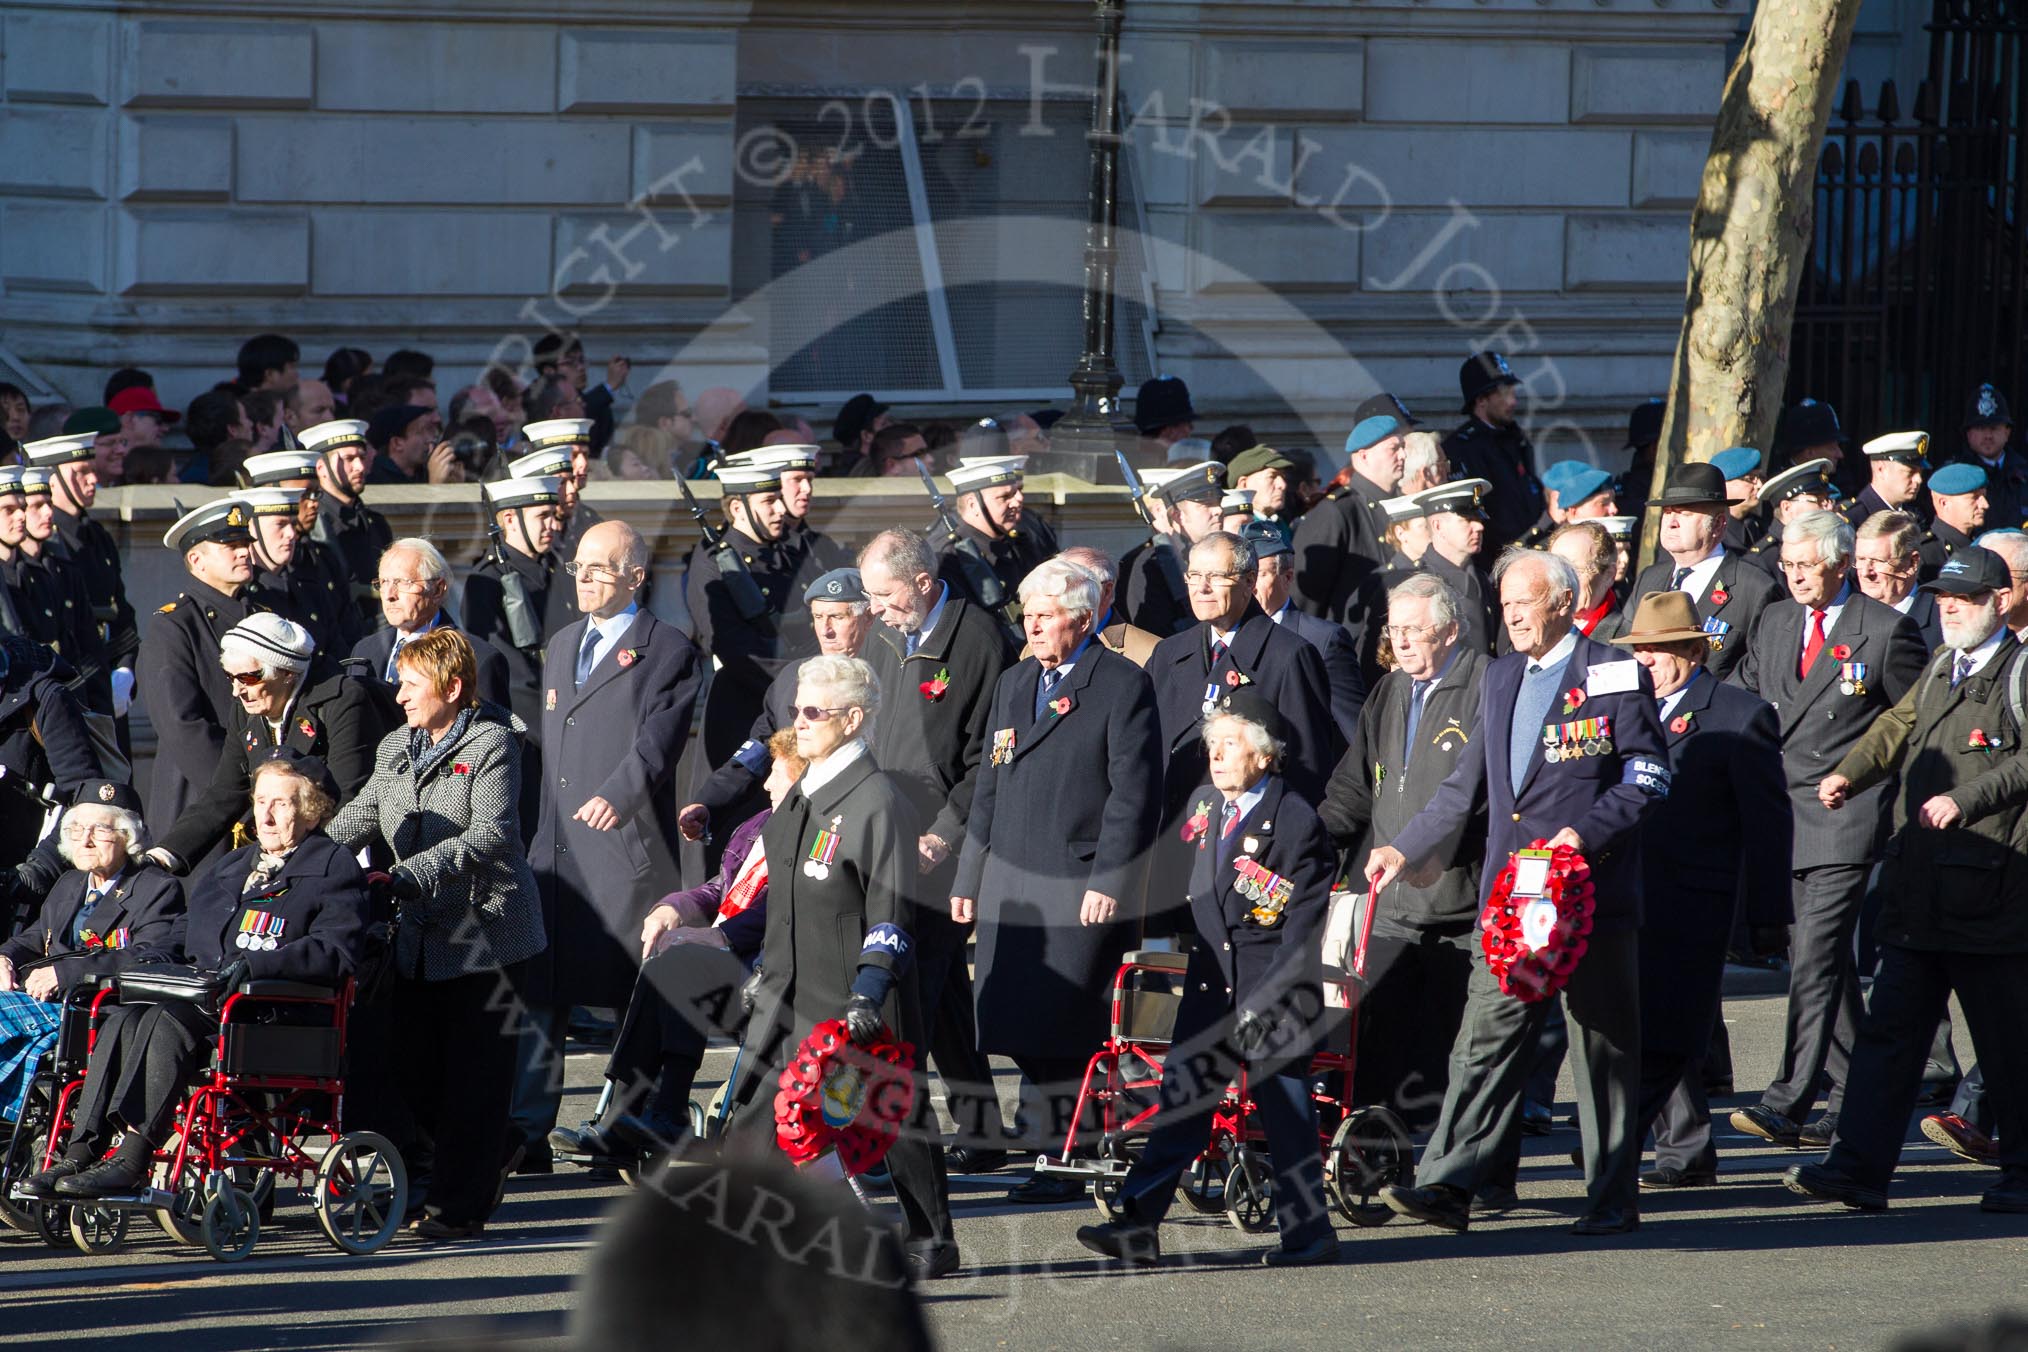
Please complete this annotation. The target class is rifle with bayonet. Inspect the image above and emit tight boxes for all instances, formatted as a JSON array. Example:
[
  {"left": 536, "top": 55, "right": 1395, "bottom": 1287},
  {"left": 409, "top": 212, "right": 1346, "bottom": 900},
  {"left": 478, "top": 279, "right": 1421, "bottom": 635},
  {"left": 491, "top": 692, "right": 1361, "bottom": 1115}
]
[
  {"left": 675, "top": 473, "right": 772, "bottom": 624},
  {"left": 1114, "top": 448, "right": 1189, "bottom": 605},
  {"left": 915, "top": 458, "right": 1011, "bottom": 615}
]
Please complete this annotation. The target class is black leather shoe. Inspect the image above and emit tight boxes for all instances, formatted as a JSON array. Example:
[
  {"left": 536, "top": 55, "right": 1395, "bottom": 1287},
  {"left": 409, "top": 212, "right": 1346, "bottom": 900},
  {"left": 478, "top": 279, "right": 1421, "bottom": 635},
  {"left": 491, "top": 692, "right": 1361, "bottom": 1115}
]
[
  {"left": 1519, "top": 1102, "right": 1554, "bottom": 1136},
  {"left": 413, "top": 1216, "right": 486, "bottom": 1241},
  {"left": 945, "top": 1146, "right": 1010, "bottom": 1175},
  {"left": 1381, "top": 1184, "right": 1470, "bottom": 1232},
  {"left": 1571, "top": 1208, "right": 1639, "bottom": 1235},
  {"left": 905, "top": 1240, "right": 962, "bottom": 1280},
  {"left": 1730, "top": 1104, "right": 1803, "bottom": 1147},
  {"left": 1262, "top": 1234, "right": 1340, "bottom": 1267},
  {"left": 16, "top": 1158, "right": 85, "bottom": 1200},
  {"left": 54, "top": 1153, "right": 149, "bottom": 1198},
  {"left": 1075, "top": 1220, "right": 1161, "bottom": 1267},
  {"left": 1471, "top": 1183, "right": 1520, "bottom": 1215},
  {"left": 1980, "top": 1179, "right": 2028, "bottom": 1214},
  {"left": 1641, "top": 1165, "right": 1716, "bottom": 1189},
  {"left": 514, "top": 1141, "right": 554, "bottom": 1176},
  {"left": 1798, "top": 1113, "right": 1839, "bottom": 1148},
  {"left": 1008, "top": 1174, "right": 1085, "bottom": 1204},
  {"left": 600, "top": 1114, "right": 681, "bottom": 1156},
  {"left": 1914, "top": 1081, "right": 1958, "bottom": 1110},
  {"left": 546, "top": 1124, "right": 599, "bottom": 1156},
  {"left": 1784, "top": 1162, "right": 1887, "bottom": 1211}
]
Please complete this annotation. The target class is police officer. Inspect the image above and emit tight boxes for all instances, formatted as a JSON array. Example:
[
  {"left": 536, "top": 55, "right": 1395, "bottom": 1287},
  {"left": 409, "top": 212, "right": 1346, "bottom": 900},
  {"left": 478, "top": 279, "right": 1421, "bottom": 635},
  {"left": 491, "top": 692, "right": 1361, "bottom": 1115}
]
[
  {"left": 1122, "top": 461, "right": 1224, "bottom": 637},
  {"left": 514, "top": 420, "right": 605, "bottom": 564},
  {"left": 1949, "top": 383, "right": 2025, "bottom": 531},
  {"left": 1628, "top": 463, "right": 1781, "bottom": 682},
  {"left": 1793, "top": 546, "right": 2028, "bottom": 1214},
  {"left": 1925, "top": 462, "right": 1989, "bottom": 573},
  {"left": 302, "top": 419, "right": 394, "bottom": 632},
  {"left": 1740, "top": 458, "right": 1838, "bottom": 582},
  {"left": 24, "top": 432, "right": 138, "bottom": 726},
  {"left": 1443, "top": 352, "right": 1545, "bottom": 557},
  {"left": 463, "top": 476, "right": 570, "bottom": 733},
  {"left": 1320, "top": 571, "right": 1489, "bottom": 1129},
  {"left": 935, "top": 449, "right": 1059, "bottom": 625},
  {"left": 146, "top": 613, "right": 379, "bottom": 874},
  {"left": 1841, "top": 430, "right": 1930, "bottom": 531},
  {"left": 1619, "top": 398, "right": 1666, "bottom": 544},
  {"left": 135, "top": 500, "right": 270, "bottom": 826},
  {"left": 1778, "top": 399, "right": 1851, "bottom": 493},
  {"left": 237, "top": 449, "right": 363, "bottom": 656},
  {"left": 684, "top": 460, "right": 802, "bottom": 777}
]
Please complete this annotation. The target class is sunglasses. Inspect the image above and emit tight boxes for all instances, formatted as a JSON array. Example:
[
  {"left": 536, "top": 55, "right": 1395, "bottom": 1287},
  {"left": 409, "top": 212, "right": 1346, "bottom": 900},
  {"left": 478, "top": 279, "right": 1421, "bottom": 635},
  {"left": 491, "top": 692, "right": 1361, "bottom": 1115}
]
[
  {"left": 227, "top": 669, "right": 267, "bottom": 686},
  {"left": 795, "top": 705, "right": 853, "bottom": 722}
]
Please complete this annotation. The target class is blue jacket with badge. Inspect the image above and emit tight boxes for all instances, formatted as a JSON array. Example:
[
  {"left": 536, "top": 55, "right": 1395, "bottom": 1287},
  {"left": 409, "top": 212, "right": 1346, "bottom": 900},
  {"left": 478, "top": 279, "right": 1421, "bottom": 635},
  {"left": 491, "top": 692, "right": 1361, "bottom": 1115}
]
[
  {"left": 174, "top": 831, "right": 369, "bottom": 984},
  {"left": 1175, "top": 774, "right": 1335, "bottom": 1071},
  {"left": 1390, "top": 632, "right": 1669, "bottom": 931}
]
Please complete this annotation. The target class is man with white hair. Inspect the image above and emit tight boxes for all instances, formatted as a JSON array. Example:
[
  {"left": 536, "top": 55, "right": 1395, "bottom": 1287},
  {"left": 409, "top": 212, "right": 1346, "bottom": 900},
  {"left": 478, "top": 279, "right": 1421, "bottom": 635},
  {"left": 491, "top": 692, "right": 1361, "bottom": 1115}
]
[
  {"left": 1731, "top": 509, "right": 1928, "bottom": 1151},
  {"left": 1368, "top": 548, "right": 1670, "bottom": 1236},
  {"left": 1628, "top": 463, "right": 1781, "bottom": 682},
  {"left": 1792, "top": 546, "right": 2028, "bottom": 1216},
  {"left": 135, "top": 499, "right": 268, "bottom": 826},
  {"left": 952, "top": 557, "right": 1161, "bottom": 1200},
  {"left": 1977, "top": 528, "right": 2028, "bottom": 640},
  {"left": 149, "top": 612, "right": 379, "bottom": 875},
  {"left": 350, "top": 538, "right": 512, "bottom": 710}
]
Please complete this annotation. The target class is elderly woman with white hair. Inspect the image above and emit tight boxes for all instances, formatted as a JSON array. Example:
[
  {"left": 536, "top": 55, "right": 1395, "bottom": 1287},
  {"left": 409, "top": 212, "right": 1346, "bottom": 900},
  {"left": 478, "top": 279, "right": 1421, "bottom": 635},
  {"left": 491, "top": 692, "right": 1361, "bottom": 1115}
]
[
  {"left": 149, "top": 611, "right": 380, "bottom": 875},
  {"left": 951, "top": 557, "right": 1162, "bottom": 1204},
  {"left": 722, "top": 653, "right": 960, "bottom": 1282},
  {"left": 0, "top": 779, "right": 182, "bottom": 1122}
]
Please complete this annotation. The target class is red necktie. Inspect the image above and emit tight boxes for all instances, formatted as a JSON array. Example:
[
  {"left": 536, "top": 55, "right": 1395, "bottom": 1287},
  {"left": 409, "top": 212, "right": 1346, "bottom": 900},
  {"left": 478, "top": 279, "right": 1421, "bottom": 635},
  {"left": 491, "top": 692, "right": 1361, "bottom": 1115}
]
[{"left": 1800, "top": 608, "right": 1828, "bottom": 678}]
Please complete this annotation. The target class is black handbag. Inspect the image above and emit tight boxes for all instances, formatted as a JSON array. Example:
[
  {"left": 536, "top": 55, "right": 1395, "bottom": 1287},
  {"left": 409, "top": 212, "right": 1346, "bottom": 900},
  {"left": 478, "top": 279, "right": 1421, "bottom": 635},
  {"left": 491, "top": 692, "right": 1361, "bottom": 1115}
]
[{"left": 117, "top": 963, "right": 227, "bottom": 1012}]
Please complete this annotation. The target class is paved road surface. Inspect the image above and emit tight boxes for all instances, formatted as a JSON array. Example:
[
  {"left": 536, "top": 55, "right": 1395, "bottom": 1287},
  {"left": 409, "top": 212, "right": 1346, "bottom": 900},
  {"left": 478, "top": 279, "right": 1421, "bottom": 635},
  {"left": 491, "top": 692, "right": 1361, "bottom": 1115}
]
[{"left": 0, "top": 980, "right": 2019, "bottom": 1351}]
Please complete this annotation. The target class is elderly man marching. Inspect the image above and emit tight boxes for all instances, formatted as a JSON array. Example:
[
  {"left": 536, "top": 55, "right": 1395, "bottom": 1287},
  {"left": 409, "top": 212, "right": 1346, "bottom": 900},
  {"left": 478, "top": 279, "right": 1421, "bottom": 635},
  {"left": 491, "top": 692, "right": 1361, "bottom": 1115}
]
[
  {"left": 1077, "top": 689, "right": 1341, "bottom": 1268},
  {"left": 1789, "top": 546, "right": 2028, "bottom": 1215}
]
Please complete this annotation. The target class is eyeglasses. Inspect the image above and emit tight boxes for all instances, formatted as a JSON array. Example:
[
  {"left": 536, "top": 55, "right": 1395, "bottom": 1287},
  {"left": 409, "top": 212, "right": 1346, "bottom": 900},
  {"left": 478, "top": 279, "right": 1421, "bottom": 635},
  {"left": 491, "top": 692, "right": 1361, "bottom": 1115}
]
[
  {"left": 372, "top": 577, "right": 434, "bottom": 595},
  {"left": 562, "top": 562, "right": 626, "bottom": 582},
  {"left": 1383, "top": 623, "right": 1445, "bottom": 640},
  {"left": 226, "top": 669, "right": 267, "bottom": 686},
  {"left": 1183, "top": 570, "right": 1242, "bottom": 586},
  {"left": 794, "top": 705, "right": 853, "bottom": 722},
  {"left": 62, "top": 823, "right": 121, "bottom": 841}
]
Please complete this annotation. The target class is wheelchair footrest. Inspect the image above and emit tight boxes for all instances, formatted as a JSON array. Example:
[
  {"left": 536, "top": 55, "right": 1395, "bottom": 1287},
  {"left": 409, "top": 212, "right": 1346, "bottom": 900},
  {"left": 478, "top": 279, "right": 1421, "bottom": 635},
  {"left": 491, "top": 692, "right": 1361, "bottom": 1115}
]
[
  {"left": 8, "top": 1184, "right": 173, "bottom": 1209},
  {"left": 1033, "top": 1154, "right": 1131, "bottom": 1180}
]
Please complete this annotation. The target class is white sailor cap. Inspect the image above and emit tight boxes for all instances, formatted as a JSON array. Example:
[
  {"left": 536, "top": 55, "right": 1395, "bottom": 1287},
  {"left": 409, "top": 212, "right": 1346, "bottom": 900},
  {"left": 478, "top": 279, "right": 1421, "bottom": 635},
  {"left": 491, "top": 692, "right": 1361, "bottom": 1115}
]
[
  {"left": 1758, "top": 457, "right": 1836, "bottom": 504},
  {"left": 725, "top": 444, "right": 821, "bottom": 473},
  {"left": 21, "top": 433, "right": 97, "bottom": 467},
  {"left": 487, "top": 476, "right": 563, "bottom": 510},
  {"left": 1379, "top": 493, "right": 1429, "bottom": 524},
  {"left": 1410, "top": 477, "right": 1494, "bottom": 520},
  {"left": 520, "top": 418, "right": 595, "bottom": 452},
  {"left": 1861, "top": 430, "right": 1931, "bottom": 465},
  {"left": 164, "top": 499, "right": 255, "bottom": 552},
  {"left": 1596, "top": 515, "right": 1638, "bottom": 541},
  {"left": 509, "top": 444, "right": 574, "bottom": 480},
  {"left": 17, "top": 468, "right": 51, "bottom": 497},
  {"left": 713, "top": 462, "right": 783, "bottom": 494},
  {"left": 233, "top": 487, "right": 303, "bottom": 518},
  {"left": 1219, "top": 487, "right": 1255, "bottom": 514},
  {"left": 0, "top": 467, "right": 26, "bottom": 497},
  {"left": 947, "top": 456, "right": 1027, "bottom": 493},
  {"left": 298, "top": 419, "right": 371, "bottom": 455},
  {"left": 240, "top": 449, "right": 322, "bottom": 487},
  {"left": 1149, "top": 460, "right": 1224, "bottom": 506}
]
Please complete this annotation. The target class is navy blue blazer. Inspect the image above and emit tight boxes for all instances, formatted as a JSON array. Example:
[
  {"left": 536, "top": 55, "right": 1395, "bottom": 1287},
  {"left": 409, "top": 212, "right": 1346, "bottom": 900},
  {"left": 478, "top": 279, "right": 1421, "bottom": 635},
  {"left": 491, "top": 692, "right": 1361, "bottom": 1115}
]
[
  {"left": 176, "top": 832, "right": 369, "bottom": 985},
  {"left": 1390, "top": 632, "right": 1670, "bottom": 931},
  {"left": 1182, "top": 777, "right": 1333, "bottom": 1012},
  {"left": 1276, "top": 605, "right": 1368, "bottom": 741}
]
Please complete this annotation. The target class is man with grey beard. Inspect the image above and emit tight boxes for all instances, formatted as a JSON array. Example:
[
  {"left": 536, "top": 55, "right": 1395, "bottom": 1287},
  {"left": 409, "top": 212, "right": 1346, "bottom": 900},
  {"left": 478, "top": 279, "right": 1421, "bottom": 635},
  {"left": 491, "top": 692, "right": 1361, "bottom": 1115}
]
[{"left": 1789, "top": 546, "right": 2028, "bottom": 1215}]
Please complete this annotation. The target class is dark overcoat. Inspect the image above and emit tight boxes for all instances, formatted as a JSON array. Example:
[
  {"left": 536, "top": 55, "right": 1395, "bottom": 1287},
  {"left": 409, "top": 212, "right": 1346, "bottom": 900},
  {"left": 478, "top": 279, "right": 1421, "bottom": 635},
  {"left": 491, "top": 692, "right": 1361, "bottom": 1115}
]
[
  {"left": 0, "top": 862, "right": 184, "bottom": 989},
  {"left": 349, "top": 616, "right": 514, "bottom": 712},
  {"left": 954, "top": 644, "right": 1162, "bottom": 1058},
  {"left": 528, "top": 609, "right": 701, "bottom": 1006},
  {"left": 1629, "top": 550, "right": 1781, "bottom": 681},
  {"left": 174, "top": 831, "right": 369, "bottom": 984},
  {"left": 135, "top": 579, "right": 264, "bottom": 826},
  {"left": 1276, "top": 604, "right": 1367, "bottom": 741},
  {"left": 682, "top": 530, "right": 799, "bottom": 767}
]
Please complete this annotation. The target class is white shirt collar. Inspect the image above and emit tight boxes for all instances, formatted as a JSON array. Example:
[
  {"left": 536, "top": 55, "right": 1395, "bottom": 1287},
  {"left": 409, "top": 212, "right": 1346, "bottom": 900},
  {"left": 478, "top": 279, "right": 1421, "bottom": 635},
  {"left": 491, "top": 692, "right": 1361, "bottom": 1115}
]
[
  {"left": 1524, "top": 628, "right": 1580, "bottom": 675},
  {"left": 799, "top": 737, "right": 868, "bottom": 797},
  {"left": 1223, "top": 779, "right": 1268, "bottom": 818},
  {"left": 1674, "top": 545, "right": 1727, "bottom": 600},
  {"left": 1959, "top": 626, "right": 2009, "bottom": 678},
  {"left": 914, "top": 583, "right": 952, "bottom": 646}
]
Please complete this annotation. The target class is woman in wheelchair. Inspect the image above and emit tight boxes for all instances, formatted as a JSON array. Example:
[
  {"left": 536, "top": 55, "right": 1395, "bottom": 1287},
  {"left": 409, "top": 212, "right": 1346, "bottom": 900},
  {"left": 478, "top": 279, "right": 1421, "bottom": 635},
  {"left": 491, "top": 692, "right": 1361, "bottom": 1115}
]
[
  {"left": 0, "top": 780, "right": 183, "bottom": 1122},
  {"left": 19, "top": 752, "right": 367, "bottom": 1201},
  {"left": 548, "top": 728, "right": 798, "bottom": 1164}
]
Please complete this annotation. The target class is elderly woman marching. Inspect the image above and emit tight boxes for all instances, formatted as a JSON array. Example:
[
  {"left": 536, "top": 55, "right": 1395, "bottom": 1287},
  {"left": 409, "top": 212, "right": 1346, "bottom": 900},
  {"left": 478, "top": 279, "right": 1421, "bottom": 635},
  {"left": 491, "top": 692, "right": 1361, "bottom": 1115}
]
[
  {"left": 328, "top": 629, "right": 545, "bottom": 1242},
  {"left": 0, "top": 780, "right": 183, "bottom": 1122},
  {"left": 723, "top": 654, "right": 959, "bottom": 1282},
  {"left": 1077, "top": 690, "right": 1339, "bottom": 1269}
]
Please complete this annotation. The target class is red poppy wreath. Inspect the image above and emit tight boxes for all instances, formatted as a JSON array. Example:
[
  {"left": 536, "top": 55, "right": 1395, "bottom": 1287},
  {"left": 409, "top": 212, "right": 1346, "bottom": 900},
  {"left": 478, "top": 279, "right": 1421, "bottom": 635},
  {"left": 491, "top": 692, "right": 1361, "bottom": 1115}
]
[
  {"left": 1479, "top": 840, "right": 1596, "bottom": 1002},
  {"left": 774, "top": 1019, "right": 918, "bottom": 1175}
]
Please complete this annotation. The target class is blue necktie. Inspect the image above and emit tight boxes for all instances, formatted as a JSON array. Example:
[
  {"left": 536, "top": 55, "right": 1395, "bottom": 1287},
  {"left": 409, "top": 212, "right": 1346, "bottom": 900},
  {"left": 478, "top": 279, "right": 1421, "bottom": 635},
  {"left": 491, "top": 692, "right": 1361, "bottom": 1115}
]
[
  {"left": 384, "top": 636, "right": 407, "bottom": 683},
  {"left": 575, "top": 625, "right": 600, "bottom": 687},
  {"left": 1035, "top": 667, "right": 1063, "bottom": 721},
  {"left": 905, "top": 631, "right": 920, "bottom": 657},
  {"left": 1404, "top": 679, "right": 1433, "bottom": 765},
  {"left": 70, "top": 886, "right": 103, "bottom": 948}
]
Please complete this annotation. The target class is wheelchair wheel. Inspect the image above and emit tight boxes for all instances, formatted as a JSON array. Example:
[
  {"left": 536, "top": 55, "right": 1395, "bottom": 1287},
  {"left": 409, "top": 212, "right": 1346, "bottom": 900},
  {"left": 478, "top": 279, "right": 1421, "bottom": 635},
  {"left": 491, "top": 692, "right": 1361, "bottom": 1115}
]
[
  {"left": 68, "top": 1203, "right": 127, "bottom": 1255},
  {"left": 313, "top": 1132, "right": 407, "bottom": 1257},
  {"left": 1224, "top": 1148, "right": 1275, "bottom": 1235},
  {"left": 1325, "top": 1106, "right": 1414, "bottom": 1228},
  {"left": 1181, "top": 1130, "right": 1236, "bottom": 1215},
  {"left": 201, "top": 1186, "right": 260, "bottom": 1262},
  {"left": 0, "top": 1097, "right": 54, "bottom": 1234},
  {"left": 152, "top": 1161, "right": 206, "bottom": 1246}
]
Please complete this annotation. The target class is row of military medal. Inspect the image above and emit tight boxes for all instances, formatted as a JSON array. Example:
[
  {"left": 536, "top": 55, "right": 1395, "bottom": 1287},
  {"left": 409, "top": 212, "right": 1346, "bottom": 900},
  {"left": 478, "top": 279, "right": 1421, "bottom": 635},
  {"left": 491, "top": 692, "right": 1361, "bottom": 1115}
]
[{"left": 1543, "top": 715, "right": 1614, "bottom": 765}]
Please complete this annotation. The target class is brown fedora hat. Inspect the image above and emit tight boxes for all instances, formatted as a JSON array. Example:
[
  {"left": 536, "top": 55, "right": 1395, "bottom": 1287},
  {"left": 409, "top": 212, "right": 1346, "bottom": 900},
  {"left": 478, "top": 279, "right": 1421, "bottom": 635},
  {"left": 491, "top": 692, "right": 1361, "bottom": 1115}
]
[{"left": 1609, "top": 591, "right": 1711, "bottom": 647}]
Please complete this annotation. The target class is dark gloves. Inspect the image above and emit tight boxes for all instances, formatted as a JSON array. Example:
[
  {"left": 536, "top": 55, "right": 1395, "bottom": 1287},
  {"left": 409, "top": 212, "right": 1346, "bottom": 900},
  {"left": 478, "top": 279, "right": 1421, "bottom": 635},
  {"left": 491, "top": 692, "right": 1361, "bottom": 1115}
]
[
  {"left": 842, "top": 992, "right": 884, "bottom": 1048},
  {"left": 211, "top": 956, "right": 252, "bottom": 997},
  {"left": 738, "top": 965, "right": 766, "bottom": 1015},
  {"left": 386, "top": 870, "right": 424, "bottom": 903},
  {"left": 1231, "top": 1008, "right": 1271, "bottom": 1059}
]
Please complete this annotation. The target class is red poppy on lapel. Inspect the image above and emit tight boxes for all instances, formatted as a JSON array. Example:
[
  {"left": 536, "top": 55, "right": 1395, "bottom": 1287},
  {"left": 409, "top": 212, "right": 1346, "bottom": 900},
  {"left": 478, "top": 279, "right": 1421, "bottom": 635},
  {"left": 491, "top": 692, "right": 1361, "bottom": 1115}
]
[
  {"left": 1969, "top": 729, "right": 1991, "bottom": 749},
  {"left": 1225, "top": 669, "right": 1251, "bottom": 688},
  {"left": 452, "top": 762, "right": 472, "bottom": 775},
  {"left": 1710, "top": 586, "right": 1730, "bottom": 607},
  {"left": 920, "top": 667, "right": 950, "bottom": 702},
  {"left": 1669, "top": 713, "right": 1693, "bottom": 735},
  {"left": 1831, "top": 644, "right": 1851, "bottom": 661},
  {"left": 298, "top": 717, "right": 316, "bottom": 740},
  {"left": 1049, "top": 695, "right": 1072, "bottom": 718},
  {"left": 1562, "top": 686, "right": 1586, "bottom": 715},
  {"left": 617, "top": 648, "right": 636, "bottom": 668}
]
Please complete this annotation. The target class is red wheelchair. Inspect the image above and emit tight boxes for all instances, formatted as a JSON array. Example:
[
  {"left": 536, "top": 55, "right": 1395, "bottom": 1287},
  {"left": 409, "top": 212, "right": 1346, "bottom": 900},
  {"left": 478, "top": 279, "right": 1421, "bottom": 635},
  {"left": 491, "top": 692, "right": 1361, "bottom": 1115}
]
[
  {"left": 2, "top": 972, "right": 407, "bottom": 1261},
  {"left": 1033, "top": 891, "right": 1415, "bottom": 1233}
]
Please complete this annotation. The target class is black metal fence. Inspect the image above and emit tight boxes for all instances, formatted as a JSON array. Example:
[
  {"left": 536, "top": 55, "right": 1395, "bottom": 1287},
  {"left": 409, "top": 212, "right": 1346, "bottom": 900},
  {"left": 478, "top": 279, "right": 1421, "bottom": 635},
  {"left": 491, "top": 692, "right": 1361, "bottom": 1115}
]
[{"left": 1787, "top": 0, "right": 2028, "bottom": 439}]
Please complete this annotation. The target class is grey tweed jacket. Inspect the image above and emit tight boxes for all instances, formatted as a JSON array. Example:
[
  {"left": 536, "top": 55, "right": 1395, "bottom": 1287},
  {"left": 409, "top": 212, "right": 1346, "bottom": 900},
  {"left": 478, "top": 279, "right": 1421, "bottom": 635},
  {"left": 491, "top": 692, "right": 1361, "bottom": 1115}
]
[{"left": 329, "top": 706, "right": 547, "bottom": 981}]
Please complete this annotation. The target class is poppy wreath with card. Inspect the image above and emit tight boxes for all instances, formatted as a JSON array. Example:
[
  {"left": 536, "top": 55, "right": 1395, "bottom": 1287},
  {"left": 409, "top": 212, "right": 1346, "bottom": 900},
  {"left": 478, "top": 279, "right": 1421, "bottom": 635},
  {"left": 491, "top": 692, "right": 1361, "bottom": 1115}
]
[
  {"left": 1479, "top": 839, "right": 1596, "bottom": 1003},
  {"left": 774, "top": 1019, "right": 918, "bottom": 1176}
]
